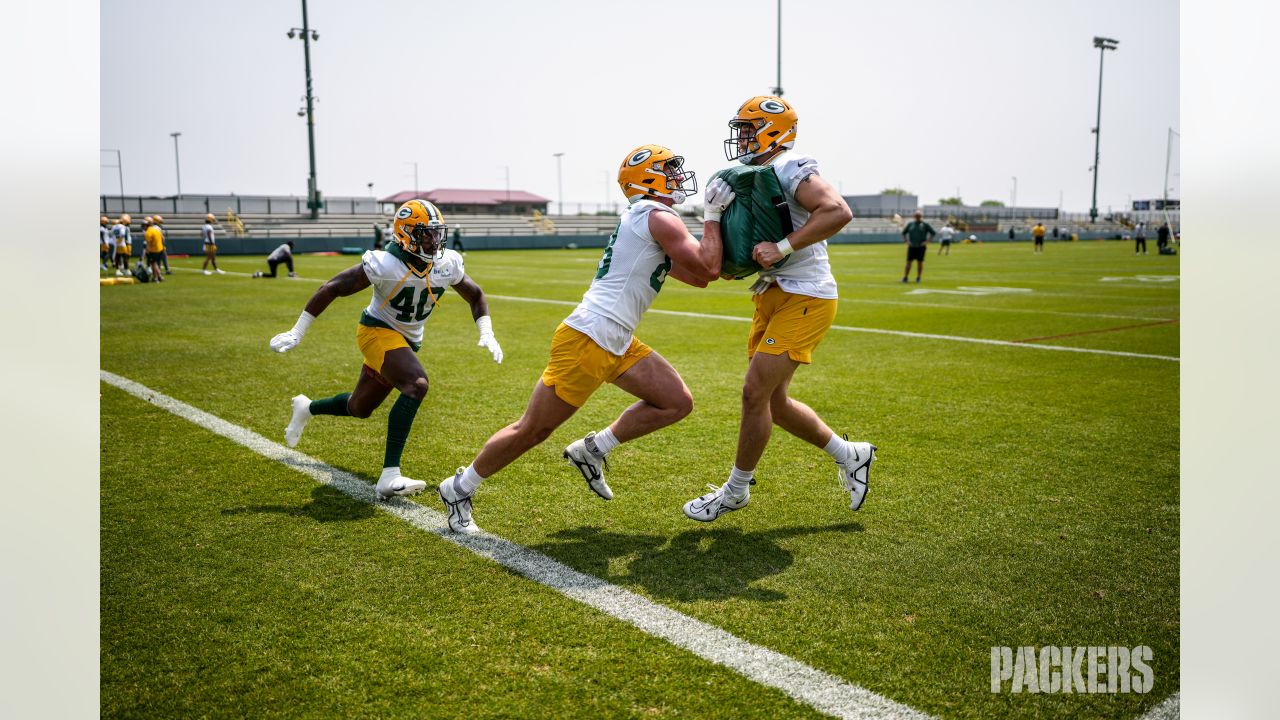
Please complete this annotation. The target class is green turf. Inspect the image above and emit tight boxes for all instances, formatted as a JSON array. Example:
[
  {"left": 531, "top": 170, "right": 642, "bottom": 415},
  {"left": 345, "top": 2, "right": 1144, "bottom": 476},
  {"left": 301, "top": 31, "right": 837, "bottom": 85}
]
[{"left": 101, "top": 240, "right": 1179, "bottom": 719}]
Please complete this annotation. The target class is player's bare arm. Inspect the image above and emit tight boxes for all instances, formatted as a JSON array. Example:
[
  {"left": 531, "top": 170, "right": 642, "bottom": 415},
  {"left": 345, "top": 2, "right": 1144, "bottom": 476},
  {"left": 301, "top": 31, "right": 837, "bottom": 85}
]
[
  {"left": 753, "top": 174, "right": 852, "bottom": 268},
  {"left": 649, "top": 209, "right": 721, "bottom": 284},
  {"left": 304, "top": 264, "right": 372, "bottom": 317},
  {"left": 269, "top": 264, "right": 370, "bottom": 353},
  {"left": 451, "top": 274, "right": 490, "bottom": 320}
]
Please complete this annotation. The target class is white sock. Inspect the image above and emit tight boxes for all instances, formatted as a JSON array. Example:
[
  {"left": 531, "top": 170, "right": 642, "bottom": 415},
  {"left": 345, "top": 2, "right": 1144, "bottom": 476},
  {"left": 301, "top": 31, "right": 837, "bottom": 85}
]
[
  {"left": 823, "top": 434, "right": 851, "bottom": 464},
  {"left": 380, "top": 466, "right": 401, "bottom": 482},
  {"left": 587, "top": 427, "right": 619, "bottom": 457},
  {"left": 725, "top": 466, "right": 753, "bottom": 496},
  {"left": 454, "top": 463, "right": 486, "bottom": 496}
]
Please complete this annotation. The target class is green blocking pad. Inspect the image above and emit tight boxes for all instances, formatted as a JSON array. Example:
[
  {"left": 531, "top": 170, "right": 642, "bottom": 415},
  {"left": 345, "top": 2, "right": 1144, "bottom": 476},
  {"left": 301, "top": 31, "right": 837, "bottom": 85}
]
[{"left": 709, "top": 165, "right": 793, "bottom": 279}]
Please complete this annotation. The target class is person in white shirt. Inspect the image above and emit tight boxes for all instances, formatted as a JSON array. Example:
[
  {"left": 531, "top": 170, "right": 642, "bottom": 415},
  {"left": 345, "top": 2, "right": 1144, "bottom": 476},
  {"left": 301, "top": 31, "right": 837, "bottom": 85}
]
[
  {"left": 269, "top": 200, "right": 503, "bottom": 500},
  {"left": 938, "top": 223, "right": 957, "bottom": 255},
  {"left": 434, "top": 144, "right": 727, "bottom": 535},
  {"left": 110, "top": 214, "right": 132, "bottom": 276},
  {"left": 100, "top": 216, "right": 111, "bottom": 271},
  {"left": 683, "top": 95, "right": 877, "bottom": 523},
  {"left": 253, "top": 241, "right": 296, "bottom": 278},
  {"left": 201, "top": 213, "right": 224, "bottom": 275}
]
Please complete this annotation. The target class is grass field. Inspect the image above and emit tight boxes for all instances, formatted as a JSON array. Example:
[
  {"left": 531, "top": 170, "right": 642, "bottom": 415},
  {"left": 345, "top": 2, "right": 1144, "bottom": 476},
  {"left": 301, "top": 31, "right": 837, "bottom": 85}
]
[{"left": 100, "top": 239, "right": 1179, "bottom": 719}]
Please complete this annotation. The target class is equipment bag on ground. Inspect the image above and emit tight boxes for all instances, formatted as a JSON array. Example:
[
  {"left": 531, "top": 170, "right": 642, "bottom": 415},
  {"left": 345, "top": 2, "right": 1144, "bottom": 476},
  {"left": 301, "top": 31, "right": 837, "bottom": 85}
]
[{"left": 709, "top": 164, "right": 794, "bottom": 279}]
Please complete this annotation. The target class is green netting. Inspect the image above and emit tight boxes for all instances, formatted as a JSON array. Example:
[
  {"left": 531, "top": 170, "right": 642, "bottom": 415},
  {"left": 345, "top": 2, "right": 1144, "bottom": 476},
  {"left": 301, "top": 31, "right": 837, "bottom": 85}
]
[{"left": 709, "top": 165, "right": 793, "bottom": 279}]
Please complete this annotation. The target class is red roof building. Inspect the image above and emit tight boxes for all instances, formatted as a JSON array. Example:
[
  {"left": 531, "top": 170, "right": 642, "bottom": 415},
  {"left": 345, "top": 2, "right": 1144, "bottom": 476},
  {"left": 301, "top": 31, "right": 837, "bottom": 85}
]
[{"left": 379, "top": 188, "right": 550, "bottom": 215}]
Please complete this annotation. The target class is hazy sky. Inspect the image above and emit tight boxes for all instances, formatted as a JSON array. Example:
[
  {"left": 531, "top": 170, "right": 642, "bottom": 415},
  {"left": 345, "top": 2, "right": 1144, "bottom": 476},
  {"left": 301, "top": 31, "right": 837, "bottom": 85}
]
[{"left": 101, "top": 0, "right": 1178, "bottom": 212}]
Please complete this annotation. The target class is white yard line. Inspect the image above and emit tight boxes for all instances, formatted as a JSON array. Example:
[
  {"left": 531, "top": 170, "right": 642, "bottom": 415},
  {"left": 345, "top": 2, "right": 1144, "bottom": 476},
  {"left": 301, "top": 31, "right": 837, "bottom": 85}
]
[
  {"left": 487, "top": 295, "right": 1180, "bottom": 363},
  {"left": 100, "top": 370, "right": 930, "bottom": 720},
  {"left": 162, "top": 268, "right": 1178, "bottom": 361},
  {"left": 1137, "top": 692, "right": 1179, "bottom": 720}
]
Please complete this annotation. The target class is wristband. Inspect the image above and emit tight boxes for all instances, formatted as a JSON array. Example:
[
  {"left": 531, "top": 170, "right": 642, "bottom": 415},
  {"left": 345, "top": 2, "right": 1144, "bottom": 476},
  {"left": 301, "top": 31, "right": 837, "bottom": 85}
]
[
  {"left": 476, "top": 315, "right": 493, "bottom": 337},
  {"left": 704, "top": 210, "right": 723, "bottom": 223},
  {"left": 292, "top": 311, "right": 316, "bottom": 337},
  {"left": 777, "top": 239, "right": 795, "bottom": 257}
]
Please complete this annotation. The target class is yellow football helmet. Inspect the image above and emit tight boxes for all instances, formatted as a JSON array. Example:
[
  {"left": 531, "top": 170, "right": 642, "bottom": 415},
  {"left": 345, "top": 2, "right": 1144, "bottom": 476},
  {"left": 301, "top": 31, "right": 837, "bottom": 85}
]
[
  {"left": 119, "top": 214, "right": 132, "bottom": 226},
  {"left": 725, "top": 95, "right": 798, "bottom": 164},
  {"left": 100, "top": 216, "right": 109, "bottom": 226},
  {"left": 392, "top": 199, "right": 447, "bottom": 261},
  {"left": 205, "top": 213, "right": 216, "bottom": 222},
  {"left": 143, "top": 216, "right": 154, "bottom": 225},
  {"left": 153, "top": 215, "right": 164, "bottom": 224},
  {"left": 617, "top": 144, "right": 698, "bottom": 204}
]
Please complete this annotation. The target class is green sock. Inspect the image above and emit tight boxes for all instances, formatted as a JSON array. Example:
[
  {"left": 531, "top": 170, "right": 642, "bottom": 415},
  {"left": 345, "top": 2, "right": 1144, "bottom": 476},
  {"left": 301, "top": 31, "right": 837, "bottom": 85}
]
[
  {"left": 309, "top": 393, "right": 351, "bottom": 417},
  {"left": 384, "top": 393, "right": 421, "bottom": 468}
]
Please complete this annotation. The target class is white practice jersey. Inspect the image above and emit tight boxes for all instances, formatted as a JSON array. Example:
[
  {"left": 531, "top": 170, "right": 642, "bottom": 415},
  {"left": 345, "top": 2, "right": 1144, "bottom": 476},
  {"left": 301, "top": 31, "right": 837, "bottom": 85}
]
[
  {"left": 100, "top": 226, "right": 109, "bottom": 247},
  {"left": 759, "top": 150, "right": 838, "bottom": 299},
  {"left": 939, "top": 226, "right": 956, "bottom": 241},
  {"left": 267, "top": 243, "right": 292, "bottom": 262},
  {"left": 360, "top": 246, "right": 465, "bottom": 345},
  {"left": 564, "top": 198, "right": 674, "bottom": 355},
  {"left": 110, "top": 224, "right": 130, "bottom": 248},
  {"left": 202, "top": 223, "right": 215, "bottom": 245}
]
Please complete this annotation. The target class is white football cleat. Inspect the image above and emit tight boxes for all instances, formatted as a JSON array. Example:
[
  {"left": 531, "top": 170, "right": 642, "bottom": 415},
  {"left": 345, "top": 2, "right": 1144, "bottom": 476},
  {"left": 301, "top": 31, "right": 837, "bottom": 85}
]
[
  {"left": 284, "top": 394, "right": 312, "bottom": 448},
  {"left": 215, "top": 268, "right": 226, "bottom": 274},
  {"left": 376, "top": 474, "right": 426, "bottom": 500},
  {"left": 682, "top": 484, "right": 749, "bottom": 523},
  {"left": 837, "top": 438, "right": 877, "bottom": 511},
  {"left": 202, "top": 270, "right": 212, "bottom": 275},
  {"left": 563, "top": 433, "right": 613, "bottom": 500},
  {"left": 437, "top": 469, "right": 480, "bottom": 534}
]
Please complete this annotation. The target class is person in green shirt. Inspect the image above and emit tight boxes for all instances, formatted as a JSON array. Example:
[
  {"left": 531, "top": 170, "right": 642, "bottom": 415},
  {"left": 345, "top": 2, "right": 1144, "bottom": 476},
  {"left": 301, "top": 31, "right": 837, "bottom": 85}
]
[{"left": 901, "top": 210, "right": 935, "bottom": 283}]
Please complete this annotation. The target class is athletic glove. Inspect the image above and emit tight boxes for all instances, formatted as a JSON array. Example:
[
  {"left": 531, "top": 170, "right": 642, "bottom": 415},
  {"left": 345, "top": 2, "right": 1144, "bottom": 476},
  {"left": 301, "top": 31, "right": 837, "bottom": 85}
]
[
  {"left": 476, "top": 316, "right": 504, "bottom": 364},
  {"left": 270, "top": 311, "right": 315, "bottom": 353},
  {"left": 703, "top": 177, "right": 736, "bottom": 223}
]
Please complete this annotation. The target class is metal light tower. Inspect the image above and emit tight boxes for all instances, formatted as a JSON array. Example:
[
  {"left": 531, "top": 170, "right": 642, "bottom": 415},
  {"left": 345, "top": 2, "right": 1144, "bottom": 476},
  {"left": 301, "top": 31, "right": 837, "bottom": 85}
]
[
  {"left": 1089, "top": 36, "right": 1119, "bottom": 223},
  {"left": 287, "top": 0, "right": 321, "bottom": 219},
  {"left": 101, "top": 149, "right": 124, "bottom": 202},
  {"left": 169, "top": 132, "right": 182, "bottom": 196},
  {"left": 771, "top": 0, "right": 783, "bottom": 96},
  {"left": 553, "top": 152, "right": 565, "bottom": 216},
  {"left": 1011, "top": 176, "right": 1017, "bottom": 209}
]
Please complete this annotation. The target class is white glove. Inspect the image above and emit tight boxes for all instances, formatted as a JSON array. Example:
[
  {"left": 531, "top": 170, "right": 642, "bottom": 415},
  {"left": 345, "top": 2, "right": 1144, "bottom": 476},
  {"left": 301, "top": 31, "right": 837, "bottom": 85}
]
[
  {"left": 270, "top": 311, "right": 315, "bottom": 353},
  {"left": 703, "top": 177, "right": 736, "bottom": 223},
  {"left": 476, "top": 316, "right": 503, "bottom": 363}
]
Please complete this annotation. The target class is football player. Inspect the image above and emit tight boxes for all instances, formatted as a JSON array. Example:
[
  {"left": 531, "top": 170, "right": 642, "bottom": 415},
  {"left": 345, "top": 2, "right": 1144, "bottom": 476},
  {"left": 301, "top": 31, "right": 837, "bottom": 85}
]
[
  {"left": 682, "top": 96, "right": 877, "bottom": 523},
  {"left": 111, "top": 214, "right": 132, "bottom": 275},
  {"left": 100, "top": 216, "right": 111, "bottom": 271},
  {"left": 269, "top": 200, "right": 504, "bottom": 500},
  {"left": 435, "top": 145, "right": 730, "bottom": 535},
  {"left": 143, "top": 216, "right": 165, "bottom": 282},
  {"left": 153, "top": 215, "right": 172, "bottom": 274},
  {"left": 201, "top": 213, "right": 224, "bottom": 275}
]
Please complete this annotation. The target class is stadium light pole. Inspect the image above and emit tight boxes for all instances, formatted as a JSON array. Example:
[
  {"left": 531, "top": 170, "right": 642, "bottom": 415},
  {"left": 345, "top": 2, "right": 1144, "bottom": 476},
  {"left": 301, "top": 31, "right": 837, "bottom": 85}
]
[
  {"left": 1163, "top": 127, "right": 1179, "bottom": 209},
  {"left": 771, "top": 0, "right": 783, "bottom": 96},
  {"left": 101, "top": 148, "right": 124, "bottom": 203},
  {"left": 1011, "top": 176, "right": 1017, "bottom": 209},
  {"left": 1089, "top": 36, "right": 1119, "bottom": 223},
  {"left": 287, "top": 0, "right": 321, "bottom": 219},
  {"left": 553, "top": 152, "right": 565, "bottom": 216},
  {"left": 169, "top": 132, "right": 182, "bottom": 196}
]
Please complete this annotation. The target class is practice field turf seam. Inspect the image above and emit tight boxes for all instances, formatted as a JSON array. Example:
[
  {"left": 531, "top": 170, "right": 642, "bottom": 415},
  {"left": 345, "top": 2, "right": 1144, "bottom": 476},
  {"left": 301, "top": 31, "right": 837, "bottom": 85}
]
[
  {"left": 99, "top": 369, "right": 934, "bottom": 720},
  {"left": 169, "top": 268, "right": 1178, "bottom": 362}
]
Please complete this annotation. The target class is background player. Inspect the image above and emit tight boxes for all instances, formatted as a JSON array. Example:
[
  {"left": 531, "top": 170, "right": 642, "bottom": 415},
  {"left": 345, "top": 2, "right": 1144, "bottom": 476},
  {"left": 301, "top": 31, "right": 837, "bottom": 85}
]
[
  {"left": 901, "top": 209, "right": 934, "bottom": 282},
  {"left": 201, "top": 213, "right": 224, "bottom": 274},
  {"left": 100, "top": 216, "right": 111, "bottom": 270},
  {"left": 436, "top": 145, "right": 728, "bottom": 535},
  {"left": 143, "top": 216, "right": 165, "bottom": 282},
  {"left": 683, "top": 96, "right": 876, "bottom": 523},
  {"left": 111, "top": 214, "right": 132, "bottom": 276},
  {"left": 268, "top": 200, "right": 503, "bottom": 500},
  {"left": 252, "top": 242, "right": 296, "bottom": 278}
]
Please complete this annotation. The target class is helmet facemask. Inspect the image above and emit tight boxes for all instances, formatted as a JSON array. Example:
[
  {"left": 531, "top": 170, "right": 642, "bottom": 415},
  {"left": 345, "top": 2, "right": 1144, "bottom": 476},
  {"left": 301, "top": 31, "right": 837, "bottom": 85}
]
[
  {"left": 404, "top": 223, "right": 446, "bottom": 262},
  {"left": 725, "top": 119, "right": 763, "bottom": 162},
  {"left": 660, "top": 156, "right": 697, "bottom": 204}
]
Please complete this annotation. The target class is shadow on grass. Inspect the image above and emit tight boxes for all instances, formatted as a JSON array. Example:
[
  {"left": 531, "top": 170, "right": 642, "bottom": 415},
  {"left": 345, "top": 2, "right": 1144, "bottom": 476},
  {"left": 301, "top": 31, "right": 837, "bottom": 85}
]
[
  {"left": 529, "top": 522, "right": 863, "bottom": 602},
  {"left": 221, "top": 484, "right": 375, "bottom": 523}
]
